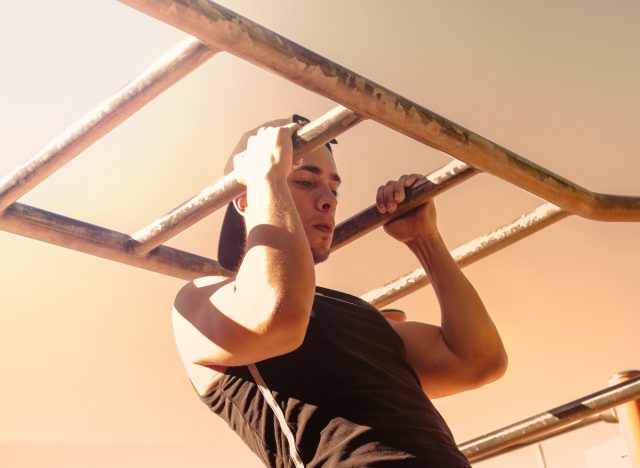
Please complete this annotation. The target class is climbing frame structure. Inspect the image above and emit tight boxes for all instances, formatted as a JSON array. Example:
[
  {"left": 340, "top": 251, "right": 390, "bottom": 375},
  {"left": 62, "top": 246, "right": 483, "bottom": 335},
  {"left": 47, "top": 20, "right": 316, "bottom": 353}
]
[{"left": 1, "top": 0, "right": 638, "bottom": 462}]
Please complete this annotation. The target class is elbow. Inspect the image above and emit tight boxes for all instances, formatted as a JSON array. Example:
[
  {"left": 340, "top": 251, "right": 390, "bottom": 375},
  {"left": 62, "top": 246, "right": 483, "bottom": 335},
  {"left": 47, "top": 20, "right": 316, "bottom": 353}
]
[
  {"left": 263, "top": 299, "right": 312, "bottom": 355},
  {"left": 473, "top": 347, "right": 508, "bottom": 386},
  {"left": 272, "top": 322, "right": 307, "bottom": 356},
  {"left": 234, "top": 294, "right": 312, "bottom": 362},
  {"left": 190, "top": 310, "right": 310, "bottom": 368}
]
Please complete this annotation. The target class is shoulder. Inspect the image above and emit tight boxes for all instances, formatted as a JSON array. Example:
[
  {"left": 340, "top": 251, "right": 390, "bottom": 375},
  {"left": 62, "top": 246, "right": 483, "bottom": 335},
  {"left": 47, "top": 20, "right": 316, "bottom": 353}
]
[
  {"left": 172, "top": 275, "right": 238, "bottom": 359},
  {"left": 172, "top": 276, "right": 235, "bottom": 395}
]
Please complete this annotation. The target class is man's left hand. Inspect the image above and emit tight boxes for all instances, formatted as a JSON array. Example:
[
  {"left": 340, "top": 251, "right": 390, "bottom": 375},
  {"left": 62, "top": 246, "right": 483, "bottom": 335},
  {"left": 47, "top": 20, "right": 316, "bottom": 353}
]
[{"left": 375, "top": 174, "right": 439, "bottom": 243}]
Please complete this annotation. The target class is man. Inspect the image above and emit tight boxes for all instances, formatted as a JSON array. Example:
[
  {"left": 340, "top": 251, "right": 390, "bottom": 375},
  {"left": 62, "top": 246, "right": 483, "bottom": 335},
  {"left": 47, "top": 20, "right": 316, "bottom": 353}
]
[{"left": 172, "top": 116, "right": 508, "bottom": 467}]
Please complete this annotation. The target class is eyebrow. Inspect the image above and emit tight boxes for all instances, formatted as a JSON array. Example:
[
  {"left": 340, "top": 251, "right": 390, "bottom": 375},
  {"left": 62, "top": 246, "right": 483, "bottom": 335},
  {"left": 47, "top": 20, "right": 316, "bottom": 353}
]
[{"left": 295, "top": 165, "right": 341, "bottom": 184}]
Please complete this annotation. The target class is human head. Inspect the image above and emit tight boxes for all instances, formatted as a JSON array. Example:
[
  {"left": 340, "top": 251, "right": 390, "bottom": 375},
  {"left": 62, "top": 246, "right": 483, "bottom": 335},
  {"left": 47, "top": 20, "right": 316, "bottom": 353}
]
[{"left": 217, "top": 115, "right": 339, "bottom": 272}]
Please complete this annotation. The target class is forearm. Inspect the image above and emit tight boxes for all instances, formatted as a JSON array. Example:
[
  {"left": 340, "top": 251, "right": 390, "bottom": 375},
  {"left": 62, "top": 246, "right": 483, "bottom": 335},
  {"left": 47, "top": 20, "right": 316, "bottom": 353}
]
[
  {"left": 406, "top": 233, "right": 507, "bottom": 371},
  {"left": 234, "top": 177, "right": 315, "bottom": 339}
]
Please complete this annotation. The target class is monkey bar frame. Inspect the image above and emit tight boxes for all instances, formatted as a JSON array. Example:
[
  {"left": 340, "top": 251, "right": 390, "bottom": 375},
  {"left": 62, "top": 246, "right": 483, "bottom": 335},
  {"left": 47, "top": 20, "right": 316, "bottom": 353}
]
[
  {"left": 2, "top": 1, "right": 638, "bottom": 465},
  {"left": 2, "top": 0, "right": 638, "bottom": 287}
]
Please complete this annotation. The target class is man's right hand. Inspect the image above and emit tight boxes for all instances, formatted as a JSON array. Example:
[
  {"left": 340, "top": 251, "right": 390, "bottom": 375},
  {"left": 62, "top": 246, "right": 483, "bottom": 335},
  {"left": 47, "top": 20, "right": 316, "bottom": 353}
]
[
  {"left": 233, "top": 123, "right": 300, "bottom": 186},
  {"left": 172, "top": 119, "right": 315, "bottom": 372}
]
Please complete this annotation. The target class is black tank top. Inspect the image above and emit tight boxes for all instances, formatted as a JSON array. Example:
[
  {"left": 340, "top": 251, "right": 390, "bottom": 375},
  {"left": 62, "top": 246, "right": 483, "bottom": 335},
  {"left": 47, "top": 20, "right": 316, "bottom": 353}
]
[{"left": 198, "top": 287, "right": 470, "bottom": 467}]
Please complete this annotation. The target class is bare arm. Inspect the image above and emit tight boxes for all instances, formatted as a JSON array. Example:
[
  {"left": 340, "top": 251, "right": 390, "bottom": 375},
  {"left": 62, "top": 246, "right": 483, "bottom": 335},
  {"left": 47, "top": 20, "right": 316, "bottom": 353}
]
[
  {"left": 377, "top": 174, "right": 508, "bottom": 398},
  {"left": 173, "top": 124, "right": 315, "bottom": 371}
]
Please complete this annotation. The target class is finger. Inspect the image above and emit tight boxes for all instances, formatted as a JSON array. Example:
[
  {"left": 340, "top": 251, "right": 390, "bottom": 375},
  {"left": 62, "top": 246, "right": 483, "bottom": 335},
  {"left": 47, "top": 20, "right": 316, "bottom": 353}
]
[
  {"left": 278, "top": 123, "right": 302, "bottom": 161},
  {"left": 277, "top": 123, "right": 301, "bottom": 141},
  {"left": 232, "top": 152, "right": 247, "bottom": 184},
  {"left": 283, "top": 122, "right": 301, "bottom": 132},
  {"left": 376, "top": 185, "right": 386, "bottom": 213},
  {"left": 394, "top": 175, "right": 409, "bottom": 203},
  {"left": 404, "top": 173, "right": 422, "bottom": 187},
  {"left": 384, "top": 180, "right": 398, "bottom": 212}
]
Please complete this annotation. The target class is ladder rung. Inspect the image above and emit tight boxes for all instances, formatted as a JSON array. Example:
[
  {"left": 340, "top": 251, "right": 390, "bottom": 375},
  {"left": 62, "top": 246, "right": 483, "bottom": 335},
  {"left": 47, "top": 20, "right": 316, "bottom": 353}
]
[
  {"left": 361, "top": 203, "right": 569, "bottom": 307},
  {"left": 130, "top": 106, "right": 363, "bottom": 255},
  {"left": 0, "top": 37, "right": 217, "bottom": 212},
  {"left": 118, "top": 0, "right": 640, "bottom": 221}
]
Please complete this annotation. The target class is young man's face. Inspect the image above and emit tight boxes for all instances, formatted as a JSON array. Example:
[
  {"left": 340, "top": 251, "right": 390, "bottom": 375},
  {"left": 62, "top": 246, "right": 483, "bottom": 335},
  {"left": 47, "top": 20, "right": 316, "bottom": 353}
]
[{"left": 287, "top": 145, "right": 340, "bottom": 264}]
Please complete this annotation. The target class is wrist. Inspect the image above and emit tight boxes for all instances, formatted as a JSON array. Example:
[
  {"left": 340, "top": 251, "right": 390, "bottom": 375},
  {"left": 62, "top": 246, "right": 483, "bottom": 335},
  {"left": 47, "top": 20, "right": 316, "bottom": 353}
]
[
  {"left": 405, "top": 231, "right": 445, "bottom": 255},
  {"left": 246, "top": 174, "right": 289, "bottom": 194}
]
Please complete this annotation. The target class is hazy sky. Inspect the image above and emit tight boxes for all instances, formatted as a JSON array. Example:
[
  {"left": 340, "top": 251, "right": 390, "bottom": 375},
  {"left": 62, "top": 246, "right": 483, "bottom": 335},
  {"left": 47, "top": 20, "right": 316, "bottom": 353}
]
[{"left": 1, "top": 1, "right": 638, "bottom": 467}]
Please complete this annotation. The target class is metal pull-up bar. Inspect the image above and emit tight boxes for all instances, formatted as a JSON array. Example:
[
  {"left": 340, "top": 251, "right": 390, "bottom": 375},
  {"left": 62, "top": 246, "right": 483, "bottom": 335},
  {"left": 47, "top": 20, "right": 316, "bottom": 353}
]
[
  {"left": 458, "top": 374, "right": 640, "bottom": 463},
  {"left": 0, "top": 0, "right": 637, "bottom": 298},
  {"left": 0, "top": 37, "right": 217, "bottom": 213},
  {"left": 130, "top": 106, "right": 363, "bottom": 255},
  {"left": 1, "top": 4, "right": 638, "bottom": 463},
  {"left": 362, "top": 203, "right": 569, "bottom": 307},
  {"left": 119, "top": 0, "right": 640, "bottom": 222}
]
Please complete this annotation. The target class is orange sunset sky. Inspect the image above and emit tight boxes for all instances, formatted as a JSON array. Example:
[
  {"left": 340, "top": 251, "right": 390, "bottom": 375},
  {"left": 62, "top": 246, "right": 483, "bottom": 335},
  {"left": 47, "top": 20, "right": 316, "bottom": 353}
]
[{"left": 1, "top": 1, "right": 639, "bottom": 467}]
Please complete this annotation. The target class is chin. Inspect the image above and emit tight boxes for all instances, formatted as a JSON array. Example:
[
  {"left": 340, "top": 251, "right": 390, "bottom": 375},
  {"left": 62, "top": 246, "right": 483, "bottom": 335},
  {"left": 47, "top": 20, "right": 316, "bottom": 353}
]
[{"left": 312, "top": 247, "right": 330, "bottom": 265}]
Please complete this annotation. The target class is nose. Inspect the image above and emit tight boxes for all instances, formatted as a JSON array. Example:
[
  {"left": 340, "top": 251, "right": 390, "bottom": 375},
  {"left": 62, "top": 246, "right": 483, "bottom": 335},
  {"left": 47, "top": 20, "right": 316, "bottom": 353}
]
[{"left": 316, "top": 185, "right": 338, "bottom": 212}]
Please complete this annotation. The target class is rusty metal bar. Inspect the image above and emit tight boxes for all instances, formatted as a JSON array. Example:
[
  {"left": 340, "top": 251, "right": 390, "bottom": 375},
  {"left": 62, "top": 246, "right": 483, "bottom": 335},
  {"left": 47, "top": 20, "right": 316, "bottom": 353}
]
[
  {"left": 0, "top": 203, "right": 228, "bottom": 280},
  {"left": 466, "top": 411, "right": 618, "bottom": 463},
  {"left": 130, "top": 106, "right": 363, "bottom": 255},
  {"left": 610, "top": 370, "right": 640, "bottom": 467},
  {"left": 0, "top": 37, "right": 217, "bottom": 213},
  {"left": 361, "top": 203, "right": 569, "bottom": 308},
  {"left": 118, "top": 0, "right": 640, "bottom": 222},
  {"left": 459, "top": 375, "right": 640, "bottom": 462},
  {"left": 331, "top": 160, "right": 478, "bottom": 251}
]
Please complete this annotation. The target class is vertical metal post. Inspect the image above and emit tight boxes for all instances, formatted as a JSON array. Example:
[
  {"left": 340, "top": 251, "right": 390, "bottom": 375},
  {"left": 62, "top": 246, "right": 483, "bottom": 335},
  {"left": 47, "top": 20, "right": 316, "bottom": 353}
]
[
  {"left": 610, "top": 370, "right": 640, "bottom": 467},
  {"left": 535, "top": 443, "right": 548, "bottom": 468}
]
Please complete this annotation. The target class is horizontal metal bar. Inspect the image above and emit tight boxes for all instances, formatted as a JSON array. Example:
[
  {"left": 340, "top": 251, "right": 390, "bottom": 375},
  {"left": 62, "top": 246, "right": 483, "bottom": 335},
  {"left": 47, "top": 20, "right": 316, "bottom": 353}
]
[
  {"left": 466, "top": 411, "right": 618, "bottom": 463},
  {"left": 0, "top": 37, "right": 217, "bottom": 213},
  {"left": 0, "top": 203, "right": 228, "bottom": 280},
  {"left": 331, "top": 160, "right": 478, "bottom": 251},
  {"left": 118, "top": 0, "right": 640, "bottom": 222},
  {"left": 361, "top": 203, "right": 569, "bottom": 308},
  {"left": 459, "top": 375, "right": 640, "bottom": 462},
  {"left": 130, "top": 106, "right": 363, "bottom": 255}
]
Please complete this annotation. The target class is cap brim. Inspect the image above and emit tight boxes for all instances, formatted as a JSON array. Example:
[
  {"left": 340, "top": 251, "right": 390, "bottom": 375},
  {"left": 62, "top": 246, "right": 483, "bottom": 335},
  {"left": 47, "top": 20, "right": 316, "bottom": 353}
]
[{"left": 217, "top": 202, "right": 246, "bottom": 272}]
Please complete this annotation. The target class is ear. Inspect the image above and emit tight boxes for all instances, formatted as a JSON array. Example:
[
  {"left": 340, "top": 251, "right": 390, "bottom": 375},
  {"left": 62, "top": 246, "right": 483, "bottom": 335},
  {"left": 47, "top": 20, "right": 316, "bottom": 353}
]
[{"left": 233, "top": 194, "right": 247, "bottom": 215}]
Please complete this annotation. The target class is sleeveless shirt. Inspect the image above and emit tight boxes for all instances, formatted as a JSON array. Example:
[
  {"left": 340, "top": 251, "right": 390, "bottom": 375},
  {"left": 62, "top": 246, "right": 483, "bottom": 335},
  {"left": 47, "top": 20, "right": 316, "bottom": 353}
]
[{"left": 198, "top": 286, "right": 471, "bottom": 467}]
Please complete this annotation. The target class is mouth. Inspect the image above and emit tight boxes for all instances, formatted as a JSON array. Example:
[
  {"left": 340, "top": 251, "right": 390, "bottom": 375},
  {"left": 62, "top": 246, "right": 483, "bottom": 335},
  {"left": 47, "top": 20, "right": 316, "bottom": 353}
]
[{"left": 313, "top": 223, "right": 334, "bottom": 234}]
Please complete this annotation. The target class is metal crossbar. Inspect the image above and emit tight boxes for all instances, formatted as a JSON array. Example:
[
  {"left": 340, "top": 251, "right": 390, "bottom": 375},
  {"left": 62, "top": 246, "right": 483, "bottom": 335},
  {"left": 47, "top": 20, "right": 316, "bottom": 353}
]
[
  {"left": 461, "top": 412, "right": 618, "bottom": 463},
  {"left": 459, "top": 375, "right": 640, "bottom": 462},
  {"left": 130, "top": 106, "right": 363, "bottom": 255},
  {"left": 1, "top": 2, "right": 639, "bottom": 299},
  {"left": 0, "top": 37, "right": 217, "bottom": 212},
  {"left": 119, "top": 0, "right": 640, "bottom": 223},
  {"left": 362, "top": 203, "right": 569, "bottom": 307},
  {"left": 2, "top": 4, "right": 638, "bottom": 464}
]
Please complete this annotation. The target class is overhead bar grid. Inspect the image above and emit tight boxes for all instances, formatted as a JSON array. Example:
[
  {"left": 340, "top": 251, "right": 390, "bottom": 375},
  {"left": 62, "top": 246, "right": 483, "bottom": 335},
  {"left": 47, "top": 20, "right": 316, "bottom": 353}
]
[{"left": 1, "top": 3, "right": 638, "bottom": 464}]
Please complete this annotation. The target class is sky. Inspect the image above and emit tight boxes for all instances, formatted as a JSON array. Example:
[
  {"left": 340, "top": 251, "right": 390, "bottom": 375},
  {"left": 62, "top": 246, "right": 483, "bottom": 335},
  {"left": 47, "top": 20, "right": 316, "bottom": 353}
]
[{"left": 1, "top": 1, "right": 638, "bottom": 467}]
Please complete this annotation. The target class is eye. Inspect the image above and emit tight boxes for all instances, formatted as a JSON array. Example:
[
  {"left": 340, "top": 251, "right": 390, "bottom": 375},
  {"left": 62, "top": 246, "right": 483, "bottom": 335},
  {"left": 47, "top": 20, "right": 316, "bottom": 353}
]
[
  {"left": 294, "top": 180, "right": 312, "bottom": 188},
  {"left": 331, "top": 189, "right": 339, "bottom": 198}
]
